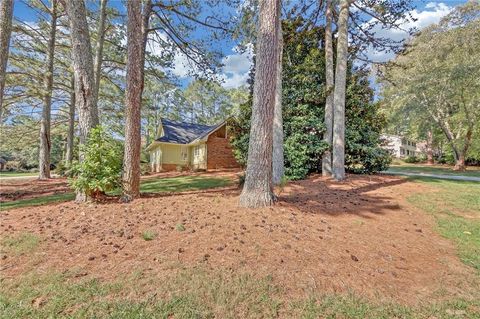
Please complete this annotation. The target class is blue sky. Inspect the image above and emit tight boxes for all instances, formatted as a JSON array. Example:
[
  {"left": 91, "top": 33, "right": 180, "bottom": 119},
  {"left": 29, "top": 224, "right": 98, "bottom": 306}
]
[{"left": 12, "top": 0, "right": 468, "bottom": 89}]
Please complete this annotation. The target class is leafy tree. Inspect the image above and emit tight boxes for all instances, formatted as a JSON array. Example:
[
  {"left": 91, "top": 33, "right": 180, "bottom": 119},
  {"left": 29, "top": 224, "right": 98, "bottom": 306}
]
[
  {"left": 231, "top": 18, "right": 390, "bottom": 180},
  {"left": 69, "top": 126, "right": 122, "bottom": 199},
  {"left": 380, "top": 2, "right": 480, "bottom": 170}
]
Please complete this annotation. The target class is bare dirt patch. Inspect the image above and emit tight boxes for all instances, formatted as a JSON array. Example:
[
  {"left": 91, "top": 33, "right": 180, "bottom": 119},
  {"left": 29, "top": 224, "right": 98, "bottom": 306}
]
[{"left": 0, "top": 174, "right": 477, "bottom": 305}]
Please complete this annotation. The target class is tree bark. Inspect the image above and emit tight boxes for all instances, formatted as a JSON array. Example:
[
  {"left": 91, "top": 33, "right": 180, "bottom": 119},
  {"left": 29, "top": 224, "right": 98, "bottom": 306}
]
[
  {"left": 426, "top": 129, "right": 434, "bottom": 165},
  {"left": 0, "top": 0, "right": 14, "bottom": 124},
  {"left": 92, "top": 0, "right": 108, "bottom": 125},
  {"left": 332, "top": 0, "right": 349, "bottom": 181},
  {"left": 272, "top": 8, "right": 284, "bottom": 186},
  {"left": 65, "top": 74, "right": 75, "bottom": 165},
  {"left": 322, "top": 0, "right": 334, "bottom": 177},
  {"left": 239, "top": 0, "right": 279, "bottom": 208},
  {"left": 65, "top": 0, "right": 97, "bottom": 201},
  {"left": 38, "top": 0, "right": 58, "bottom": 180},
  {"left": 122, "top": 0, "right": 151, "bottom": 201}
]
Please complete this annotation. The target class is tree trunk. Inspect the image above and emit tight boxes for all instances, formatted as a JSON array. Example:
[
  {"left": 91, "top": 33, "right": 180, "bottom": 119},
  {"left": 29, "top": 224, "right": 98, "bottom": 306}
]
[
  {"left": 65, "top": 0, "right": 97, "bottom": 202},
  {"left": 454, "top": 155, "right": 465, "bottom": 171},
  {"left": 92, "top": 0, "right": 108, "bottom": 125},
  {"left": 272, "top": 9, "right": 284, "bottom": 186},
  {"left": 426, "top": 130, "right": 434, "bottom": 165},
  {"left": 239, "top": 0, "right": 279, "bottom": 208},
  {"left": 38, "top": 0, "right": 58, "bottom": 180},
  {"left": 322, "top": 0, "right": 334, "bottom": 177},
  {"left": 122, "top": 0, "right": 151, "bottom": 201},
  {"left": 332, "top": 0, "right": 349, "bottom": 181},
  {"left": 0, "top": 0, "right": 14, "bottom": 124},
  {"left": 65, "top": 74, "right": 75, "bottom": 165}
]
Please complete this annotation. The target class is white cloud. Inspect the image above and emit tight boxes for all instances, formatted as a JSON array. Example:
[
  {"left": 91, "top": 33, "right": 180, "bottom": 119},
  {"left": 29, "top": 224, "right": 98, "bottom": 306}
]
[
  {"left": 362, "top": 2, "right": 453, "bottom": 63},
  {"left": 217, "top": 44, "right": 253, "bottom": 89}
]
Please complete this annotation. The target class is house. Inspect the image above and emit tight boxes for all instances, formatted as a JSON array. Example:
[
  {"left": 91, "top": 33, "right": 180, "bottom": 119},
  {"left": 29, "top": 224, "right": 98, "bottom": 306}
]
[
  {"left": 380, "top": 134, "right": 420, "bottom": 158},
  {"left": 146, "top": 118, "right": 239, "bottom": 172}
]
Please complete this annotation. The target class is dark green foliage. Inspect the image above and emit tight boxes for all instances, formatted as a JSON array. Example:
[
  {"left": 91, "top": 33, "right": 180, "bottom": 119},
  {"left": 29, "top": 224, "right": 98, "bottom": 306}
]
[
  {"left": 404, "top": 156, "right": 419, "bottom": 164},
  {"left": 230, "top": 18, "right": 390, "bottom": 180},
  {"left": 69, "top": 127, "right": 123, "bottom": 198}
]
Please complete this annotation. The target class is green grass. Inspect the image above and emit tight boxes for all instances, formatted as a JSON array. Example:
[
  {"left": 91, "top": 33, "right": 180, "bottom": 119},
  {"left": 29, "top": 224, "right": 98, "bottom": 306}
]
[
  {"left": 387, "top": 163, "right": 480, "bottom": 178},
  {"left": 0, "top": 171, "right": 38, "bottom": 178},
  {"left": 406, "top": 177, "right": 480, "bottom": 272},
  {"left": 0, "top": 193, "right": 75, "bottom": 211},
  {"left": 1, "top": 268, "right": 479, "bottom": 319},
  {"left": 1, "top": 232, "right": 40, "bottom": 255},
  {"left": 138, "top": 175, "right": 232, "bottom": 194},
  {"left": 0, "top": 175, "right": 232, "bottom": 212},
  {"left": 141, "top": 230, "right": 157, "bottom": 241}
]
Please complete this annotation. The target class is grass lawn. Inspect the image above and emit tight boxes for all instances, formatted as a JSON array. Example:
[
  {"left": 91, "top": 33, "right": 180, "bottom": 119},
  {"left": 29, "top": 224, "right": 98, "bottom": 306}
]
[
  {"left": 1, "top": 262, "right": 478, "bottom": 318},
  {"left": 387, "top": 163, "right": 480, "bottom": 178},
  {"left": 0, "top": 171, "right": 38, "bottom": 178},
  {"left": 406, "top": 177, "right": 480, "bottom": 272},
  {"left": 0, "top": 175, "right": 232, "bottom": 211}
]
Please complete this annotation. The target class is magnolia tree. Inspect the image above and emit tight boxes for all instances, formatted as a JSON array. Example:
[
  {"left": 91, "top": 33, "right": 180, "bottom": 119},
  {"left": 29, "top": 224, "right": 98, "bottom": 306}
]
[{"left": 381, "top": 2, "right": 480, "bottom": 170}]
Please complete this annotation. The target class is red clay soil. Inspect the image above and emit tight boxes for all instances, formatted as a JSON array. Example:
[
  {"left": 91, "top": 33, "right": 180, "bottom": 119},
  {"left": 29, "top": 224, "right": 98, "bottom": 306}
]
[{"left": 0, "top": 174, "right": 477, "bottom": 305}]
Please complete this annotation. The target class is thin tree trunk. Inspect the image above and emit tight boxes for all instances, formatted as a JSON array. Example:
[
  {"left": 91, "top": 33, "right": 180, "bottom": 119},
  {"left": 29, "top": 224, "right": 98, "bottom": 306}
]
[
  {"left": 239, "top": 0, "right": 279, "bottom": 208},
  {"left": 65, "top": 74, "right": 75, "bottom": 165},
  {"left": 92, "top": 0, "right": 108, "bottom": 125},
  {"left": 322, "top": 0, "right": 334, "bottom": 177},
  {"left": 65, "top": 0, "right": 97, "bottom": 202},
  {"left": 0, "top": 0, "right": 14, "bottom": 124},
  {"left": 426, "top": 130, "right": 434, "bottom": 165},
  {"left": 122, "top": 0, "right": 151, "bottom": 201},
  {"left": 332, "top": 0, "right": 349, "bottom": 181},
  {"left": 272, "top": 8, "right": 284, "bottom": 186},
  {"left": 453, "top": 127, "right": 472, "bottom": 171},
  {"left": 38, "top": 0, "right": 58, "bottom": 180}
]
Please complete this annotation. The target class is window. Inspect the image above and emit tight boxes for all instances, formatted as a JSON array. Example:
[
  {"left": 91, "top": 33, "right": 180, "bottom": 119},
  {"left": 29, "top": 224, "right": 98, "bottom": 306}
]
[
  {"left": 181, "top": 147, "right": 188, "bottom": 161},
  {"left": 194, "top": 145, "right": 200, "bottom": 157}
]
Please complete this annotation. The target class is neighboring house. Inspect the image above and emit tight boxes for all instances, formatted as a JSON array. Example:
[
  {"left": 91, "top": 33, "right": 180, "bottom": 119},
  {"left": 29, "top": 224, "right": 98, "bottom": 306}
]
[
  {"left": 380, "top": 134, "right": 420, "bottom": 158},
  {"left": 146, "top": 118, "right": 239, "bottom": 172}
]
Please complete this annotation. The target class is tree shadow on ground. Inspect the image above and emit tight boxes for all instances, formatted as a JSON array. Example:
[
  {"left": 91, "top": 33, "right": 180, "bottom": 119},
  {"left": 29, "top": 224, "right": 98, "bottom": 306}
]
[{"left": 277, "top": 174, "right": 408, "bottom": 218}]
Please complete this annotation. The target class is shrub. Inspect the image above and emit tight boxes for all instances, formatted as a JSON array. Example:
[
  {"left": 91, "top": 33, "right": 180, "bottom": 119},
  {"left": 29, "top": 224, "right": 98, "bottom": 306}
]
[
  {"left": 404, "top": 156, "right": 419, "bottom": 163},
  {"left": 69, "top": 127, "right": 123, "bottom": 199}
]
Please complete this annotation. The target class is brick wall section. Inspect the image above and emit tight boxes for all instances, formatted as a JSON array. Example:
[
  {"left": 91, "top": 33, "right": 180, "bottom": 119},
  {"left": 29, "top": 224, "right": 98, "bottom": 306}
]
[{"left": 206, "top": 135, "right": 239, "bottom": 169}]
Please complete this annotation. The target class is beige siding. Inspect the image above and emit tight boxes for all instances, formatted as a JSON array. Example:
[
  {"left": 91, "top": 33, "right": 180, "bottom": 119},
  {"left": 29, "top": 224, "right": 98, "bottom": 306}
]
[{"left": 190, "top": 143, "right": 207, "bottom": 170}]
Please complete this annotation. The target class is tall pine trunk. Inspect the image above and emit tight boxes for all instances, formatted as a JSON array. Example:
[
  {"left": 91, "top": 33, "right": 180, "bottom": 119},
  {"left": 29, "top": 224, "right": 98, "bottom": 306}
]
[
  {"left": 65, "top": 0, "right": 97, "bottom": 201},
  {"left": 38, "top": 0, "right": 58, "bottom": 180},
  {"left": 65, "top": 74, "right": 75, "bottom": 165},
  {"left": 92, "top": 0, "right": 108, "bottom": 125},
  {"left": 122, "top": 0, "right": 151, "bottom": 201},
  {"left": 239, "top": 0, "right": 280, "bottom": 208},
  {"left": 272, "top": 10, "right": 284, "bottom": 186},
  {"left": 332, "top": 0, "right": 349, "bottom": 181},
  {"left": 322, "top": 0, "right": 334, "bottom": 177},
  {"left": 0, "top": 0, "right": 14, "bottom": 123}
]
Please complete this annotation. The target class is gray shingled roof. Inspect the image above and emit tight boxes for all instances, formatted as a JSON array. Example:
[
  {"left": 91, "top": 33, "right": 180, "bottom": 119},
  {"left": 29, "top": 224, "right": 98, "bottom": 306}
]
[{"left": 155, "top": 118, "right": 222, "bottom": 144}]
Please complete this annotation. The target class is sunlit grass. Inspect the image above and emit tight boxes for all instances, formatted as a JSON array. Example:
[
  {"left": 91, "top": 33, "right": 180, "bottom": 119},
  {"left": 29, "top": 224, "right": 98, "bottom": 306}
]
[
  {"left": 407, "top": 177, "right": 480, "bottom": 272},
  {"left": 1, "top": 268, "right": 478, "bottom": 319},
  {"left": 387, "top": 164, "right": 480, "bottom": 178}
]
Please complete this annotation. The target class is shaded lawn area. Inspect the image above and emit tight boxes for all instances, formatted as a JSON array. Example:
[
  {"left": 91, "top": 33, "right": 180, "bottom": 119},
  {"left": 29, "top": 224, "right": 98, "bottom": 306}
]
[
  {"left": 0, "top": 171, "right": 38, "bottom": 178},
  {"left": 0, "top": 175, "right": 232, "bottom": 211},
  {"left": 406, "top": 177, "right": 480, "bottom": 272},
  {"left": 387, "top": 164, "right": 480, "bottom": 178}
]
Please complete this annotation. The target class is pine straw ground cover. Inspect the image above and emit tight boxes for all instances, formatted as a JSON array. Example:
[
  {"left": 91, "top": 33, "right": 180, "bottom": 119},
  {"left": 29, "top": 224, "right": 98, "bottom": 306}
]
[{"left": 1, "top": 174, "right": 479, "bottom": 318}]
